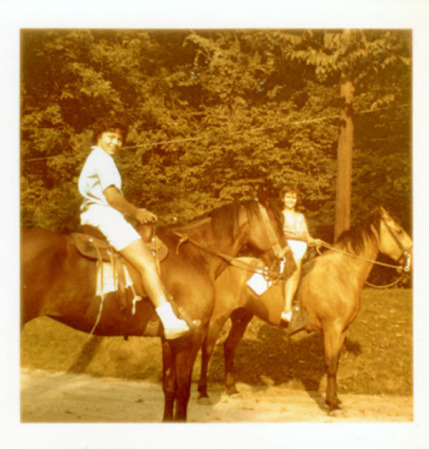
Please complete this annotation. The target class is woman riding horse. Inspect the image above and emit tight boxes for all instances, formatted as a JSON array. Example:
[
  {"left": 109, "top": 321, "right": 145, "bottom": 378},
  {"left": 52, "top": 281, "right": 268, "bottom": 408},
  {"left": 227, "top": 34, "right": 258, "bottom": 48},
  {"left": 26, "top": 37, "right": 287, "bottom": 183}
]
[
  {"left": 22, "top": 189, "right": 285, "bottom": 420},
  {"left": 78, "top": 116, "right": 189, "bottom": 339}
]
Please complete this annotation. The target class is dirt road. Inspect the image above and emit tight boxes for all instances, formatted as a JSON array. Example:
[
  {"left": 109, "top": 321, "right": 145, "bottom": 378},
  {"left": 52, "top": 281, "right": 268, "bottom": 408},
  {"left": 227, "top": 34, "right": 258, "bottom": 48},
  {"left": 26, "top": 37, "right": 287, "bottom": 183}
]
[{"left": 20, "top": 367, "right": 412, "bottom": 423}]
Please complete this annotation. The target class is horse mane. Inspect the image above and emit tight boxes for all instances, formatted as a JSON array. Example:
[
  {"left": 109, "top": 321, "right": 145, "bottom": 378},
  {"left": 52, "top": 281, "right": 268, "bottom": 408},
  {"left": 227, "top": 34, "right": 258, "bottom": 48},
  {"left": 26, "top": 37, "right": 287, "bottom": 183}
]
[
  {"left": 207, "top": 201, "right": 244, "bottom": 239},
  {"left": 169, "top": 199, "right": 281, "bottom": 240},
  {"left": 335, "top": 209, "right": 382, "bottom": 254},
  {"left": 167, "top": 200, "right": 253, "bottom": 237},
  {"left": 211, "top": 199, "right": 284, "bottom": 239},
  {"left": 209, "top": 200, "right": 267, "bottom": 239}
]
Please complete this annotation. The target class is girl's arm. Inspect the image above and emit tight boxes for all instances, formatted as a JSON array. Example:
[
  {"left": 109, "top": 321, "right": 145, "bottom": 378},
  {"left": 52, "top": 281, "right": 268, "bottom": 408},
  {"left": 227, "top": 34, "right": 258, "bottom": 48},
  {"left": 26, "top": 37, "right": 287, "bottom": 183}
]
[{"left": 300, "top": 214, "right": 321, "bottom": 247}]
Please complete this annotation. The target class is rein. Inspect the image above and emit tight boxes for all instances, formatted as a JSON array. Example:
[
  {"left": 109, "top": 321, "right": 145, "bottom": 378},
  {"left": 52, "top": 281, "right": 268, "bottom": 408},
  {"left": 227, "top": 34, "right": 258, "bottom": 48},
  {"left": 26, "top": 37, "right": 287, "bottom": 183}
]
[
  {"left": 314, "top": 240, "right": 410, "bottom": 289},
  {"left": 314, "top": 215, "right": 412, "bottom": 289},
  {"left": 314, "top": 240, "right": 408, "bottom": 271},
  {"left": 364, "top": 275, "right": 409, "bottom": 289},
  {"left": 172, "top": 231, "right": 283, "bottom": 280}
]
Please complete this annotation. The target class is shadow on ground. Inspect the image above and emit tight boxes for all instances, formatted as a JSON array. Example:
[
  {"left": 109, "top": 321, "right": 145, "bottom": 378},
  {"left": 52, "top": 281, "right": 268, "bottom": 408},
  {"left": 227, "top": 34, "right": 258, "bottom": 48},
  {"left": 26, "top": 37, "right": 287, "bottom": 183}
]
[{"left": 205, "top": 321, "right": 362, "bottom": 410}]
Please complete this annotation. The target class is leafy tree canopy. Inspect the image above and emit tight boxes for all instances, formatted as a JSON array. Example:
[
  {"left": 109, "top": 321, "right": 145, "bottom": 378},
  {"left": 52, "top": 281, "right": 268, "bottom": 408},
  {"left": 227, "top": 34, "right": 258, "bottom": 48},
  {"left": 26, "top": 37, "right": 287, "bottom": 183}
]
[{"left": 21, "top": 29, "right": 412, "bottom": 241}]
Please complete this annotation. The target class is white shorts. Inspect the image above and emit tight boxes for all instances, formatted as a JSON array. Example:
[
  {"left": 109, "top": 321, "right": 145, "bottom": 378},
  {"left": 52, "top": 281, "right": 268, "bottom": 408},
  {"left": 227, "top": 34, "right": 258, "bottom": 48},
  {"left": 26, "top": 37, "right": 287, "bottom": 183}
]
[
  {"left": 80, "top": 204, "right": 141, "bottom": 251},
  {"left": 287, "top": 239, "right": 308, "bottom": 262}
]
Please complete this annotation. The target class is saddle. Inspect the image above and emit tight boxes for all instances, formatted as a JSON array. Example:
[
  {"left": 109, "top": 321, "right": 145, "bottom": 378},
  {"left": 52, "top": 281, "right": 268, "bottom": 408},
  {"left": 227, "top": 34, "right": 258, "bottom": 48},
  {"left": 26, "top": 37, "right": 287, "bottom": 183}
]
[
  {"left": 71, "top": 224, "right": 168, "bottom": 313},
  {"left": 73, "top": 225, "right": 168, "bottom": 263}
]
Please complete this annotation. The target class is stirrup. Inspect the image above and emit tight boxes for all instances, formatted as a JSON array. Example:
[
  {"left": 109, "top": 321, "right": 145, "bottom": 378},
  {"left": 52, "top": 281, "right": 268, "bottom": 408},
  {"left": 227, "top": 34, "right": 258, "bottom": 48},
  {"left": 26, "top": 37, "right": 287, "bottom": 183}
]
[
  {"left": 172, "top": 302, "right": 201, "bottom": 331},
  {"left": 287, "top": 304, "right": 308, "bottom": 336}
]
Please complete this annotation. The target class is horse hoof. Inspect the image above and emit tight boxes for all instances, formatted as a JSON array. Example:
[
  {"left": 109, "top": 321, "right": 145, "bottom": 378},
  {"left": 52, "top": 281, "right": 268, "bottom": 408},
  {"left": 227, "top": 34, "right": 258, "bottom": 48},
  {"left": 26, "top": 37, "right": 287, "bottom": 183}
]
[
  {"left": 226, "top": 387, "right": 239, "bottom": 396},
  {"left": 197, "top": 396, "right": 212, "bottom": 406},
  {"left": 328, "top": 408, "right": 345, "bottom": 418}
]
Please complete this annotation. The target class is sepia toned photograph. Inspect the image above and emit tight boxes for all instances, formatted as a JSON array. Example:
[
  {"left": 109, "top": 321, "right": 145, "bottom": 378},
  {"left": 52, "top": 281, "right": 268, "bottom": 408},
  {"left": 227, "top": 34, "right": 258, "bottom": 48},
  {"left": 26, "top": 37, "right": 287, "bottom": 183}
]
[
  {"left": 2, "top": 1, "right": 429, "bottom": 448},
  {"left": 20, "top": 27, "right": 413, "bottom": 423}
]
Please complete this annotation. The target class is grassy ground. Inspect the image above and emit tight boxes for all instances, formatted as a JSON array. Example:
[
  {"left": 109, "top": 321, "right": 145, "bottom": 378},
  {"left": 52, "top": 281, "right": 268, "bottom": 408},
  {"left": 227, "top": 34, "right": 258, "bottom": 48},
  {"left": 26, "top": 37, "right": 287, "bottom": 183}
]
[{"left": 20, "top": 288, "right": 413, "bottom": 396}]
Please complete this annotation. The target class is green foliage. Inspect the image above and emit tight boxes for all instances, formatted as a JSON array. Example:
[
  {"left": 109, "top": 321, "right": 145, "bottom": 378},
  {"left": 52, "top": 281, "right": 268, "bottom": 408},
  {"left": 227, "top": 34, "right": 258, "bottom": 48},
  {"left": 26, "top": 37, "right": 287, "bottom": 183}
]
[{"left": 21, "top": 29, "right": 412, "bottom": 239}]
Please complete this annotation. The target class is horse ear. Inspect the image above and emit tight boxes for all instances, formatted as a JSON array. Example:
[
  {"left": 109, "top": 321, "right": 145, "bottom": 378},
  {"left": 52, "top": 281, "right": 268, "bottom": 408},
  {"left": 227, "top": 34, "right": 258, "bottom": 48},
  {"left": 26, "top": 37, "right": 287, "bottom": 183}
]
[{"left": 379, "top": 206, "right": 389, "bottom": 218}]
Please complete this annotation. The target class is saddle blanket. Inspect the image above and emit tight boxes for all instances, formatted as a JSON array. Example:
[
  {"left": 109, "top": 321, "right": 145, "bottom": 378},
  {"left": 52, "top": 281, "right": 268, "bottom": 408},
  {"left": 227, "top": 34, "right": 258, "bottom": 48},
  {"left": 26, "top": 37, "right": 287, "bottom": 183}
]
[
  {"left": 247, "top": 272, "right": 272, "bottom": 296},
  {"left": 96, "top": 262, "right": 143, "bottom": 313}
]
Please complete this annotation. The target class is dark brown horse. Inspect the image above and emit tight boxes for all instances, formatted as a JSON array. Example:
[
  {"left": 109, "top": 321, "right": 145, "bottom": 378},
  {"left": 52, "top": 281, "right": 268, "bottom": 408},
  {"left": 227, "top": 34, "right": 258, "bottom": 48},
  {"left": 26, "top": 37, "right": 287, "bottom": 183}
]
[
  {"left": 197, "top": 207, "right": 413, "bottom": 413},
  {"left": 21, "top": 199, "right": 285, "bottom": 422}
]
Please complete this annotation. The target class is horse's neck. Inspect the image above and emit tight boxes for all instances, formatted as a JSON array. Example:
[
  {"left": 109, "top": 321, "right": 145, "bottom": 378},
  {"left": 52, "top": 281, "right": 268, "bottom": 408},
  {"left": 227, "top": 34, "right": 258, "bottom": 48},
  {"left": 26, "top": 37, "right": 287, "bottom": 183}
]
[
  {"left": 335, "top": 233, "right": 380, "bottom": 284},
  {"left": 173, "top": 218, "right": 246, "bottom": 276},
  {"left": 172, "top": 217, "right": 211, "bottom": 239}
]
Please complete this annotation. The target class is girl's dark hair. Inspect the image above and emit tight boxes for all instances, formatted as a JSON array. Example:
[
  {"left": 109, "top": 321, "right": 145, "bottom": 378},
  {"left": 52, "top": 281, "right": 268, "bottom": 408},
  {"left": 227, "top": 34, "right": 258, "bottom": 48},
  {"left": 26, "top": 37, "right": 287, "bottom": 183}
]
[
  {"left": 92, "top": 116, "right": 127, "bottom": 143},
  {"left": 280, "top": 185, "right": 300, "bottom": 197},
  {"left": 279, "top": 185, "right": 302, "bottom": 204}
]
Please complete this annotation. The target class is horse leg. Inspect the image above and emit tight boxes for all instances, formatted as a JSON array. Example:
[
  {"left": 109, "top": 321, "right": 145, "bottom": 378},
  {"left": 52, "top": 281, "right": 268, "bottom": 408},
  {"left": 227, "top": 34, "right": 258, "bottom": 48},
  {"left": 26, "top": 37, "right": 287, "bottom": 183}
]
[
  {"left": 198, "top": 313, "right": 231, "bottom": 402},
  {"left": 161, "top": 339, "right": 176, "bottom": 422},
  {"left": 224, "top": 309, "right": 253, "bottom": 395},
  {"left": 173, "top": 333, "right": 205, "bottom": 421},
  {"left": 323, "top": 325, "right": 347, "bottom": 412}
]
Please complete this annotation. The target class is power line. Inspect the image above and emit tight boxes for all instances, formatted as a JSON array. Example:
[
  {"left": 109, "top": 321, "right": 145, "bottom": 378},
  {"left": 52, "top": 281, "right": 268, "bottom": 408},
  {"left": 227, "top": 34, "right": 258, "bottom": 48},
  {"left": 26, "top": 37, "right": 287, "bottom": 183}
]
[
  {"left": 22, "top": 103, "right": 410, "bottom": 162},
  {"left": 121, "top": 103, "right": 410, "bottom": 150}
]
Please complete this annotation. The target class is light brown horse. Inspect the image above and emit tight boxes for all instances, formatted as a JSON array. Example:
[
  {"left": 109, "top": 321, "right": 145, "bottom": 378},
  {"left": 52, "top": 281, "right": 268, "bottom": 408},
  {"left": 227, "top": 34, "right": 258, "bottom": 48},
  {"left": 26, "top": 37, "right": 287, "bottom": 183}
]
[
  {"left": 21, "top": 199, "right": 285, "bottom": 422},
  {"left": 197, "top": 206, "right": 413, "bottom": 412}
]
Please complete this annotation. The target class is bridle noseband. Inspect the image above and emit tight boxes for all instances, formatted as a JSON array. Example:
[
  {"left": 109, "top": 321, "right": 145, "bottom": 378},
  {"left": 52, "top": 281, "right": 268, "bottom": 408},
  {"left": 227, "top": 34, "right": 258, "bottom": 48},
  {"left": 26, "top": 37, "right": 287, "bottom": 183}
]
[{"left": 381, "top": 215, "right": 412, "bottom": 273}]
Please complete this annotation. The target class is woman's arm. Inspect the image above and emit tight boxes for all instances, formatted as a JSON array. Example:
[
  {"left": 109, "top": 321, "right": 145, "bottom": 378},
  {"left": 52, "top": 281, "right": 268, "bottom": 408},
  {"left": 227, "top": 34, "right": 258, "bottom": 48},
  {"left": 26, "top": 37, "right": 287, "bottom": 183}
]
[{"left": 103, "top": 186, "right": 157, "bottom": 224}]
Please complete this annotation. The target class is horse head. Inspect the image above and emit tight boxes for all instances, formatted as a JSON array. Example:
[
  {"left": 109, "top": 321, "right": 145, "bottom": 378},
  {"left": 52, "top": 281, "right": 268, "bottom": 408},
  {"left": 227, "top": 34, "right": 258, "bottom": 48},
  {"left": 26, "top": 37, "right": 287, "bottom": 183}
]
[
  {"left": 244, "top": 195, "right": 286, "bottom": 263},
  {"left": 378, "top": 206, "right": 413, "bottom": 271}
]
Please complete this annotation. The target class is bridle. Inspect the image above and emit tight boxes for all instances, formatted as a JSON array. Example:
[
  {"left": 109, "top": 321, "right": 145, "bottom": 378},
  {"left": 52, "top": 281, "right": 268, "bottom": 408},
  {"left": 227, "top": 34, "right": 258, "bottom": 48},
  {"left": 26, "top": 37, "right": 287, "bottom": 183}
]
[
  {"left": 380, "top": 215, "right": 412, "bottom": 274},
  {"left": 362, "top": 215, "right": 412, "bottom": 288},
  {"left": 316, "top": 215, "right": 412, "bottom": 274},
  {"left": 311, "top": 214, "right": 412, "bottom": 289}
]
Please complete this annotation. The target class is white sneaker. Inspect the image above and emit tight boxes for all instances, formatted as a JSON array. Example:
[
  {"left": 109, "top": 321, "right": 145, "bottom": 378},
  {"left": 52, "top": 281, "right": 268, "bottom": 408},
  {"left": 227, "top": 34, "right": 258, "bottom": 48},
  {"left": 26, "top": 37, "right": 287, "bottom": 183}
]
[
  {"left": 281, "top": 311, "right": 292, "bottom": 322},
  {"left": 163, "top": 319, "right": 190, "bottom": 340},
  {"left": 156, "top": 302, "right": 190, "bottom": 339}
]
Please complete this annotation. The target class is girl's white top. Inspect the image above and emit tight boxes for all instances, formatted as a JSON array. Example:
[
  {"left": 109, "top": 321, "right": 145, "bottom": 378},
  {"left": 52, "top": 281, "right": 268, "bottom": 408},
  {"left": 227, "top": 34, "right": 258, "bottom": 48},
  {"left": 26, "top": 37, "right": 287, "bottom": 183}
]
[{"left": 282, "top": 210, "right": 309, "bottom": 241}]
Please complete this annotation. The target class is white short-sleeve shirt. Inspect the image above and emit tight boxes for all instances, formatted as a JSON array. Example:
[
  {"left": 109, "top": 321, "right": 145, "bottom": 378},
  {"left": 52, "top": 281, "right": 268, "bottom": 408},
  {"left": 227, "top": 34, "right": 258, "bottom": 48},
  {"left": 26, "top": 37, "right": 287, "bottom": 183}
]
[{"left": 78, "top": 146, "right": 122, "bottom": 210}]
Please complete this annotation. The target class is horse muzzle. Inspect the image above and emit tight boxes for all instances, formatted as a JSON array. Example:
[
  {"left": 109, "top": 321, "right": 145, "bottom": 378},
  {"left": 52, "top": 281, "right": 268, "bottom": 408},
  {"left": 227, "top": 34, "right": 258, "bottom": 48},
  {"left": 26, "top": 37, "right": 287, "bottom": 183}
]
[{"left": 399, "top": 249, "right": 412, "bottom": 273}]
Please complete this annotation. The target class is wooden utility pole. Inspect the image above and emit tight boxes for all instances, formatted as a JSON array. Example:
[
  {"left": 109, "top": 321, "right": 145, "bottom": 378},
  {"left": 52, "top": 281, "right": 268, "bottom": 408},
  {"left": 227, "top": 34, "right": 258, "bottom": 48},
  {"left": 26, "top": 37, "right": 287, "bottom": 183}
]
[{"left": 334, "top": 31, "right": 355, "bottom": 240}]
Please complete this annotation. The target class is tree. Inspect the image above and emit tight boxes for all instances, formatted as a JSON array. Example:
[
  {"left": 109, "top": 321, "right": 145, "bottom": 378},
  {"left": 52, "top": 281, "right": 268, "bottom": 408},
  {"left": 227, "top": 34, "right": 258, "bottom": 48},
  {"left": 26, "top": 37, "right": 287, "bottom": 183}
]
[
  {"left": 278, "top": 29, "right": 411, "bottom": 238},
  {"left": 335, "top": 29, "right": 355, "bottom": 239},
  {"left": 20, "top": 29, "right": 411, "bottom": 242}
]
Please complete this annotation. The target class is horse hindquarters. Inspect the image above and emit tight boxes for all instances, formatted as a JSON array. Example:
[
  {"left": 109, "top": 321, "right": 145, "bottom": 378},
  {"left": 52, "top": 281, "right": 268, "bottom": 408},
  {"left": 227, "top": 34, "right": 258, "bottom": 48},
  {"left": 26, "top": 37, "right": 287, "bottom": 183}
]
[{"left": 21, "top": 229, "right": 70, "bottom": 325}]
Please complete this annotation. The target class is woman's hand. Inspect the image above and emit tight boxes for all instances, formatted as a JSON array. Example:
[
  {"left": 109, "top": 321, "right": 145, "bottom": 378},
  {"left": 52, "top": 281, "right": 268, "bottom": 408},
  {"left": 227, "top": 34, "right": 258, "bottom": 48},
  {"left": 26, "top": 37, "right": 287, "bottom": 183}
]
[
  {"left": 308, "top": 237, "right": 322, "bottom": 248},
  {"left": 135, "top": 208, "right": 158, "bottom": 225}
]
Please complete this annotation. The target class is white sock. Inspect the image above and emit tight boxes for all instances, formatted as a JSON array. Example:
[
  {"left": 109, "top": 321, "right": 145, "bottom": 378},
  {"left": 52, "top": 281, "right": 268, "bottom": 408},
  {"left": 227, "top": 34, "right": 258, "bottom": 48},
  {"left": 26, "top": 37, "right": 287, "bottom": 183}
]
[{"left": 156, "top": 302, "right": 185, "bottom": 327}]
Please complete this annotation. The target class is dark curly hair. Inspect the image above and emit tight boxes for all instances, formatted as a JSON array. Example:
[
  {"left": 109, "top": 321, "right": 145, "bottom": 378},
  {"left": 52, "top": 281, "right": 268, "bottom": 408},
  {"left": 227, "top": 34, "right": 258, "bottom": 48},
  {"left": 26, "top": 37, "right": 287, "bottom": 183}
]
[
  {"left": 280, "top": 185, "right": 301, "bottom": 199},
  {"left": 91, "top": 116, "right": 127, "bottom": 144}
]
